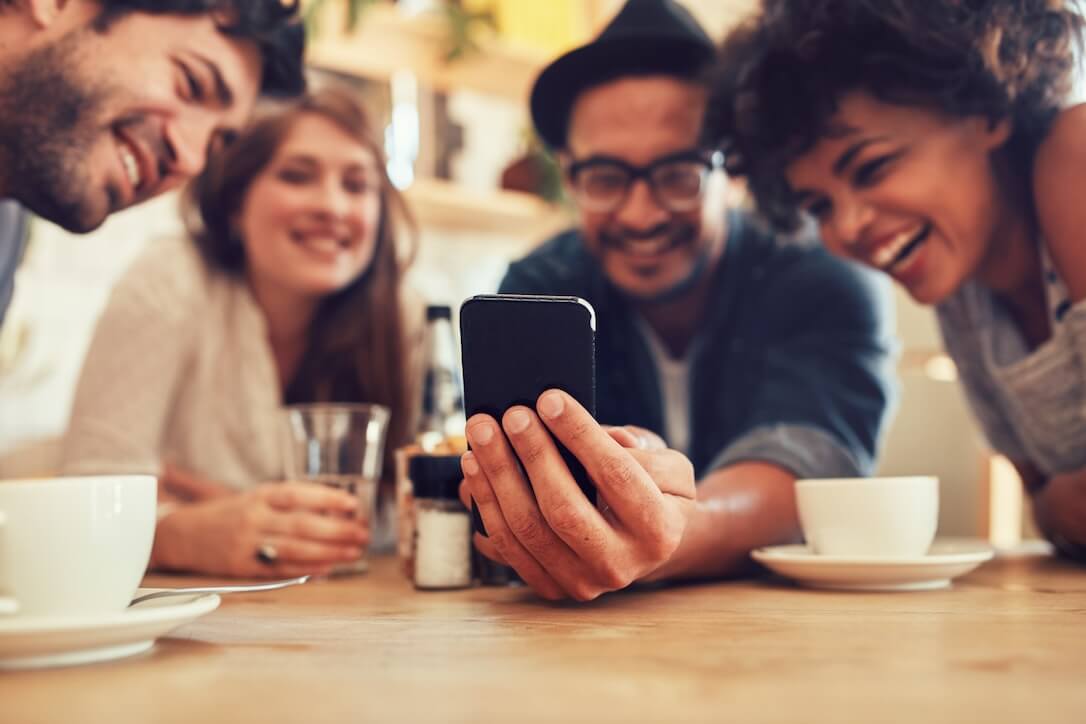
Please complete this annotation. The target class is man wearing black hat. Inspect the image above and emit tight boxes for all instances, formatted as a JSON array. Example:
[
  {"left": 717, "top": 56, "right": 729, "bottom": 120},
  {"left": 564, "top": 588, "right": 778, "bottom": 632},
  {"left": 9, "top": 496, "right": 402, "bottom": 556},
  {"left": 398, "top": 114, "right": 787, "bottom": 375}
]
[{"left": 459, "top": 0, "right": 897, "bottom": 601}]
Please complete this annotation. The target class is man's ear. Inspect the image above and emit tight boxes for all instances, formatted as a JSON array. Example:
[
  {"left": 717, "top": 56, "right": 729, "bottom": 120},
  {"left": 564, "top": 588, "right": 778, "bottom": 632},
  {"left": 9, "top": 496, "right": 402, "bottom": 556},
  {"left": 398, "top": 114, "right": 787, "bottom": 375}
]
[
  {"left": 556, "top": 150, "right": 575, "bottom": 197},
  {"left": 25, "top": 0, "right": 68, "bottom": 30}
]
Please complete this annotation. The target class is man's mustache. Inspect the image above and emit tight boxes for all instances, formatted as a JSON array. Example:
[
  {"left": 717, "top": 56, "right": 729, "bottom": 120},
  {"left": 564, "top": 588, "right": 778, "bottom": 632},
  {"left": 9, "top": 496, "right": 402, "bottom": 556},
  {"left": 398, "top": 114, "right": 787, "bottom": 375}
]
[{"left": 600, "top": 222, "right": 696, "bottom": 251}]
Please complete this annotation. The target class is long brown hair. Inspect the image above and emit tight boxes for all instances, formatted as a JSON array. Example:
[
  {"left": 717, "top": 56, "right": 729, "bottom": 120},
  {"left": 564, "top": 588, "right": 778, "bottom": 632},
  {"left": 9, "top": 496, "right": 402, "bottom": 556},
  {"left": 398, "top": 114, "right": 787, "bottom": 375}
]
[{"left": 183, "top": 85, "right": 419, "bottom": 471}]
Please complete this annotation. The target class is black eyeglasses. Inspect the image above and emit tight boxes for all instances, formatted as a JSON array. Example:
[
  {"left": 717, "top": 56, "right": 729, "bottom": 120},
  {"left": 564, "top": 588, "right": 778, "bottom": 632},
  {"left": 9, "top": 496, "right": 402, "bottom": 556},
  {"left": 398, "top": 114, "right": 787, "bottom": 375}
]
[{"left": 565, "top": 149, "right": 724, "bottom": 214}]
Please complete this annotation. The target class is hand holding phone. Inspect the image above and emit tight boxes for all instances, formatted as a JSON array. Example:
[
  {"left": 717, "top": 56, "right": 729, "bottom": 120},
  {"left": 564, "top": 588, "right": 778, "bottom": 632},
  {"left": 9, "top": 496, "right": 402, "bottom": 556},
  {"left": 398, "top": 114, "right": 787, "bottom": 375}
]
[
  {"left": 458, "top": 294, "right": 697, "bottom": 601},
  {"left": 458, "top": 385, "right": 697, "bottom": 601}
]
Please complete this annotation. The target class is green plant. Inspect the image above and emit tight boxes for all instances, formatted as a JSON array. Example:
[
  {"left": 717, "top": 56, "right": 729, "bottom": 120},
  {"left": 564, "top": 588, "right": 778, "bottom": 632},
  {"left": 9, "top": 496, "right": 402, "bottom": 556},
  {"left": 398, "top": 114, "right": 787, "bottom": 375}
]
[
  {"left": 440, "top": 1, "right": 497, "bottom": 63},
  {"left": 500, "top": 126, "right": 568, "bottom": 205},
  {"left": 303, "top": 0, "right": 496, "bottom": 63},
  {"left": 303, "top": 0, "right": 380, "bottom": 40},
  {"left": 526, "top": 131, "right": 566, "bottom": 205}
]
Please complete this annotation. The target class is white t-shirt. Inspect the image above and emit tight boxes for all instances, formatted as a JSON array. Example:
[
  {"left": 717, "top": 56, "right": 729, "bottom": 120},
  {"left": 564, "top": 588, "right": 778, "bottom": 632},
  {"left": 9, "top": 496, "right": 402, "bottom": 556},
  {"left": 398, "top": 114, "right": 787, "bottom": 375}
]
[{"left": 635, "top": 317, "right": 692, "bottom": 457}]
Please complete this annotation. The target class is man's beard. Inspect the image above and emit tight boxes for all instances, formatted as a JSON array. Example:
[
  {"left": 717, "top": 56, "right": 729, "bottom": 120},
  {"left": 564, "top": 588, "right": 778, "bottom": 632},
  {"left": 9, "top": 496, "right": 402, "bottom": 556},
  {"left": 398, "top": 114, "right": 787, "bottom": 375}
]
[
  {"left": 600, "top": 221, "right": 712, "bottom": 305},
  {"left": 0, "top": 32, "right": 114, "bottom": 232}
]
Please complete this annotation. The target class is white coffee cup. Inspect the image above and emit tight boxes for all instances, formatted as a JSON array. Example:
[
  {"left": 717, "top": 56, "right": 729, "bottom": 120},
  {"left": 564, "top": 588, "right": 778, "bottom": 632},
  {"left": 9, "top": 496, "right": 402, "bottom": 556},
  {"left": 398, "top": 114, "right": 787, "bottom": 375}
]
[
  {"left": 796, "top": 476, "right": 938, "bottom": 558},
  {"left": 0, "top": 475, "right": 156, "bottom": 617}
]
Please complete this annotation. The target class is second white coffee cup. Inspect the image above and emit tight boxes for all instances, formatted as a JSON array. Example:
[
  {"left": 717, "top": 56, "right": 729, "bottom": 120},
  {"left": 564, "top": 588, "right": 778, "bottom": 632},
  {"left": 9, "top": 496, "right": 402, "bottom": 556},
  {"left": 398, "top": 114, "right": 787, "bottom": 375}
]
[{"left": 796, "top": 476, "right": 939, "bottom": 558}]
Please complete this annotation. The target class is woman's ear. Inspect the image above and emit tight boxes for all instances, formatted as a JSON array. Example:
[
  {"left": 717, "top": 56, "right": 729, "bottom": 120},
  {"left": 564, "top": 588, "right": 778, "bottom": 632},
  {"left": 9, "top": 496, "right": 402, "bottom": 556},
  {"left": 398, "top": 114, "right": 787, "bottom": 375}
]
[
  {"left": 984, "top": 116, "right": 1013, "bottom": 150},
  {"left": 228, "top": 211, "right": 244, "bottom": 246}
]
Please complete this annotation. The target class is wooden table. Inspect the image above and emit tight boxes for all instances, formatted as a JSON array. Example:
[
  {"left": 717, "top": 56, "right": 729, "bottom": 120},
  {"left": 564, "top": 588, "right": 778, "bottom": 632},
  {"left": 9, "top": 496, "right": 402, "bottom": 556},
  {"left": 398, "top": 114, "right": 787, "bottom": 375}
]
[{"left": 3, "top": 551, "right": 1084, "bottom": 724}]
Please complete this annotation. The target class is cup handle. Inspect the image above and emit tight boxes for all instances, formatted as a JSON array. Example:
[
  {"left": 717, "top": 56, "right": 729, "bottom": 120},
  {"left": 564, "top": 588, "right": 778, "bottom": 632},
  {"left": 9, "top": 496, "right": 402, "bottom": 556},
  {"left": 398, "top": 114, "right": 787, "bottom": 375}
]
[{"left": 0, "top": 512, "right": 16, "bottom": 615}]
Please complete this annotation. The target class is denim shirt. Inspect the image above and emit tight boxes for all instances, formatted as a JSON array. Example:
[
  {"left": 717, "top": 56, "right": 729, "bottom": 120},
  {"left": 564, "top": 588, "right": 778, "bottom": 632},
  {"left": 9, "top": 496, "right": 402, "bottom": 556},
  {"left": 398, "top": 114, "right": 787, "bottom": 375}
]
[
  {"left": 500, "top": 209, "right": 898, "bottom": 480},
  {"left": 0, "top": 200, "right": 28, "bottom": 327}
]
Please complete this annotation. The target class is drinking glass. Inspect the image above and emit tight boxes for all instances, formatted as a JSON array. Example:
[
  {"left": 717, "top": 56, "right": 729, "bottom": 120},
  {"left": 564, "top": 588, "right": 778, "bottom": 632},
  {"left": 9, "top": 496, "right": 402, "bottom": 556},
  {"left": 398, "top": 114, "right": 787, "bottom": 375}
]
[{"left": 281, "top": 403, "right": 390, "bottom": 574}]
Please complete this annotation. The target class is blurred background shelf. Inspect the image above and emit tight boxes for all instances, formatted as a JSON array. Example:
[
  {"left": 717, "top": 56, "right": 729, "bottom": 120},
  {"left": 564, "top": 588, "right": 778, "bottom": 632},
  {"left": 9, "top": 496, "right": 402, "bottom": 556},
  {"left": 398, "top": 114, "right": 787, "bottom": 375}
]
[
  {"left": 308, "top": 4, "right": 549, "bottom": 101},
  {"left": 307, "top": 1, "right": 761, "bottom": 101},
  {"left": 405, "top": 178, "right": 572, "bottom": 237}
]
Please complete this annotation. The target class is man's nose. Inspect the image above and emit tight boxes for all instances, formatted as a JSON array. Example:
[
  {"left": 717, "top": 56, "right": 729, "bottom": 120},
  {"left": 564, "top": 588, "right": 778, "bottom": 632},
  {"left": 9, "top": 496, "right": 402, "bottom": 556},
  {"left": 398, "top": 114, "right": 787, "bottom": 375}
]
[
  {"left": 164, "top": 114, "right": 219, "bottom": 179},
  {"left": 612, "top": 178, "right": 670, "bottom": 230}
]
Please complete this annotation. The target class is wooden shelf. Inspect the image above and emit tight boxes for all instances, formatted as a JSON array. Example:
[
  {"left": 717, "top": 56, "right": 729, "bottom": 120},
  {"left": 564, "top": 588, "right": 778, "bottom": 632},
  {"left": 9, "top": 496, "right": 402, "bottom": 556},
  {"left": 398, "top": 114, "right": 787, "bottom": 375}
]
[
  {"left": 404, "top": 178, "right": 572, "bottom": 237},
  {"left": 308, "top": 5, "right": 549, "bottom": 102}
]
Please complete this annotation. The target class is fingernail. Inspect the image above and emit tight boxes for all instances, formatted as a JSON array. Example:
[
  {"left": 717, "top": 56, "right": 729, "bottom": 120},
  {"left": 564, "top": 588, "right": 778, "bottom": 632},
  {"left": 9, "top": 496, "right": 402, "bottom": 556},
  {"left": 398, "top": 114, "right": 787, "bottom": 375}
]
[
  {"left": 462, "top": 452, "right": 480, "bottom": 477},
  {"left": 538, "top": 390, "right": 564, "bottom": 419},
  {"left": 469, "top": 422, "right": 495, "bottom": 446},
  {"left": 505, "top": 408, "right": 531, "bottom": 434}
]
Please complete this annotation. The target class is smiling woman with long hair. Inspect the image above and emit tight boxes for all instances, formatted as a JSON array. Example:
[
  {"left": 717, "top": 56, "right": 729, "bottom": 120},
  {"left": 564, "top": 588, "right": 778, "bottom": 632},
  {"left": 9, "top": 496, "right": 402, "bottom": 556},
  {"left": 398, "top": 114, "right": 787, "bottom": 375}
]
[
  {"left": 61, "top": 86, "right": 424, "bottom": 578},
  {"left": 707, "top": 0, "right": 1086, "bottom": 558}
]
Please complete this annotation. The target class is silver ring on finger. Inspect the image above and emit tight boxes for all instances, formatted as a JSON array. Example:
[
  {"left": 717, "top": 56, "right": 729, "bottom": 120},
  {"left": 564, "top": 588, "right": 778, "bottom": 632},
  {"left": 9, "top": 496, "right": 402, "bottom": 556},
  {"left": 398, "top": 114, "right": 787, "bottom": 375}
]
[{"left": 255, "top": 542, "right": 279, "bottom": 565}]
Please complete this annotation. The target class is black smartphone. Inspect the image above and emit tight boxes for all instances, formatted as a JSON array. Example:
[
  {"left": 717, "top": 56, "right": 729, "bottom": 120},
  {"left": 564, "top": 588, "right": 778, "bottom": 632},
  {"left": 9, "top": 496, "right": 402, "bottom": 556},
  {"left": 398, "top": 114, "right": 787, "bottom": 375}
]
[{"left": 460, "top": 294, "right": 597, "bottom": 510}]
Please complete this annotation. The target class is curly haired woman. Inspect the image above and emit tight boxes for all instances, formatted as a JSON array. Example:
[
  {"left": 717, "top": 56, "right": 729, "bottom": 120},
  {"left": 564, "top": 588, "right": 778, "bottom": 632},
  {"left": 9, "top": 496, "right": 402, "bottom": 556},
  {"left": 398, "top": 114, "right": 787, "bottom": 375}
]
[{"left": 708, "top": 0, "right": 1086, "bottom": 558}]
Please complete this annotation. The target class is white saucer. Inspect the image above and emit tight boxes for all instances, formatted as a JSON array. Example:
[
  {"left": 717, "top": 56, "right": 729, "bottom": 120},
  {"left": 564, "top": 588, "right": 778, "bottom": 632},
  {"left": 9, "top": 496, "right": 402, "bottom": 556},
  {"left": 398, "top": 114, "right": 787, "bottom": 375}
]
[
  {"left": 0, "top": 589, "right": 220, "bottom": 670},
  {"left": 751, "top": 539, "right": 995, "bottom": 592}
]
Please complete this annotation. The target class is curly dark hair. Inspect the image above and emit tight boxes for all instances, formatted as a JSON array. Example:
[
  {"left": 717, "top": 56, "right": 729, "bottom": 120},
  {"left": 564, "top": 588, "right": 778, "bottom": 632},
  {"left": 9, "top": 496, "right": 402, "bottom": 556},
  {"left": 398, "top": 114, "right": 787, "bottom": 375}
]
[
  {"left": 91, "top": 0, "right": 305, "bottom": 97},
  {"left": 706, "top": 0, "right": 1084, "bottom": 230}
]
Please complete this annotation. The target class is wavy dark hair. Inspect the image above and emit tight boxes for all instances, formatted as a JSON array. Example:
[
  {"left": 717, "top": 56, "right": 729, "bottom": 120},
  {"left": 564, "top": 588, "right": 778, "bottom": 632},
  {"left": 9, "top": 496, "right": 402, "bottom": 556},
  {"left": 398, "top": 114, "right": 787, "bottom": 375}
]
[
  {"left": 184, "top": 86, "right": 419, "bottom": 473},
  {"left": 88, "top": 0, "right": 305, "bottom": 97},
  {"left": 706, "top": 0, "right": 1084, "bottom": 230}
]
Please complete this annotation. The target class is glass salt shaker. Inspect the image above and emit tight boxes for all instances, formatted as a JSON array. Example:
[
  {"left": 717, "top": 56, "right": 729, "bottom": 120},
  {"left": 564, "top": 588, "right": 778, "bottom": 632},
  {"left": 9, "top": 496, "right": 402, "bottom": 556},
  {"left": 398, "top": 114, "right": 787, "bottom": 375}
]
[{"left": 410, "top": 455, "right": 472, "bottom": 590}]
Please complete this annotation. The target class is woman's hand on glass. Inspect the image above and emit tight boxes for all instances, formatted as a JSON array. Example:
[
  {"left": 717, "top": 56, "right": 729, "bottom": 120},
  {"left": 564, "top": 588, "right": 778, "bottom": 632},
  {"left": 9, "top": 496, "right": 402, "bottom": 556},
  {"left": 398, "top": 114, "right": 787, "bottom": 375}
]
[{"left": 152, "top": 482, "right": 369, "bottom": 578}]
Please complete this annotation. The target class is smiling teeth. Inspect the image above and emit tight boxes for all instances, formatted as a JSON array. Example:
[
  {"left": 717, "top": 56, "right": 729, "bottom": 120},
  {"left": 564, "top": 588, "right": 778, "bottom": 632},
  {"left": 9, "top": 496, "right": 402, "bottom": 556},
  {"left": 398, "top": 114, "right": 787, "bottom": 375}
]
[
  {"left": 625, "top": 238, "right": 671, "bottom": 256},
  {"left": 307, "top": 238, "right": 342, "bottom": 254},
  {"left": 119, "top": 143, "right": 140, "bottom": 189},
  {"left": 871, "top": 227, "right": 923, "bottom": 269}
]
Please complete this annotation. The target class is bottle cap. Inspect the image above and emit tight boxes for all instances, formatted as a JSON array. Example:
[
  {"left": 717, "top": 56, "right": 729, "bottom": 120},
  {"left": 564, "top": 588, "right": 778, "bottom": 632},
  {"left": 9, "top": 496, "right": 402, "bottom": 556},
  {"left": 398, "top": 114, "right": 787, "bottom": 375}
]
[
  {"left": 410, "top": 454, "right": 464, "bottom": 499},
  {"left": 426, "top": 305, "right": 452, "bottom": 321}
]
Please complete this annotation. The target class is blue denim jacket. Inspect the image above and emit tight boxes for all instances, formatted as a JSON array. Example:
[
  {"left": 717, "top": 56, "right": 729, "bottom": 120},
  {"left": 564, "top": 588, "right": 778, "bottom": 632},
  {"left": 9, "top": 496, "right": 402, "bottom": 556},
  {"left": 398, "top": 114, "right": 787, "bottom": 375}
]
[{"left": 500, "top": 209, "right": 898, "bottom": 480}]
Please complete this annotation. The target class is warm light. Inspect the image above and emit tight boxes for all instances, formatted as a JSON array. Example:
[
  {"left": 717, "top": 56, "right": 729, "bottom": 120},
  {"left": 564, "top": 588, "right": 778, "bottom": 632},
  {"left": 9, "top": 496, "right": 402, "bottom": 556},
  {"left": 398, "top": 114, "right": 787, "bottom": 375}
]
[
  {"left": 988, "top": 455, "right": 1023, "bottom": 548},
  {"left": 462, "top": 0, "right": 590, "bottom": 54},
  {"left": 397, "top": 0, "right": 441, "bottom": 16},
  {"left": 924, "top": 354, "right": 958, "bottom": 382},
  {"left": 385, "top": 71, "right": 419, "bottom": 190}
]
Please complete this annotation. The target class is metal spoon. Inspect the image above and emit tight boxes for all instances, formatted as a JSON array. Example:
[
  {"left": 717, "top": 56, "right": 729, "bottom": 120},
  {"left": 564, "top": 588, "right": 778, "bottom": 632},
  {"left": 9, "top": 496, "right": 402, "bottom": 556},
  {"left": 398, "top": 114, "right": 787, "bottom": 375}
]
[{"left": 129, "top": 575, "right": 310, "bottom": 606}]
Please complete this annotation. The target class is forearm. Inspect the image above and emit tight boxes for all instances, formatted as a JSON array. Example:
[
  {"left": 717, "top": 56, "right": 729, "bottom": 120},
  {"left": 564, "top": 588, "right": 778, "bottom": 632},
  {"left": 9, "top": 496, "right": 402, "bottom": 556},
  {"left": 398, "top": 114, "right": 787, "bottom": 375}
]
[
  {"left": 1016, "top": 458, "right": 1065, "bottom": 542},
  {"left": 646, "top": 461, "right": 800, "bottom": 582},
  {"left": 1027, "top": 465, "right": 1086, "bottom": 560}
]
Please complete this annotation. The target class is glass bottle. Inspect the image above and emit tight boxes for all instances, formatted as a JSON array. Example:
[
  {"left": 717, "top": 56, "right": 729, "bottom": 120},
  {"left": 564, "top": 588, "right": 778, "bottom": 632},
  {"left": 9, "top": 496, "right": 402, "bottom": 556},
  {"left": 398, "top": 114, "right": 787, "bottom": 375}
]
[{"left": 418, "top": 304, "right": 467, "bottom": 452}]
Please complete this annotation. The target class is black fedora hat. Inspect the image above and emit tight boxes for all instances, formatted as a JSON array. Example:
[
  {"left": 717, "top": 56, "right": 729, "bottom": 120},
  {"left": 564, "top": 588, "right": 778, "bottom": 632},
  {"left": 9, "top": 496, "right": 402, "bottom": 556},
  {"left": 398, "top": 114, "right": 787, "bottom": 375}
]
[{"left": 530, "top": 0, "right": 715, "bottom": 150}]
